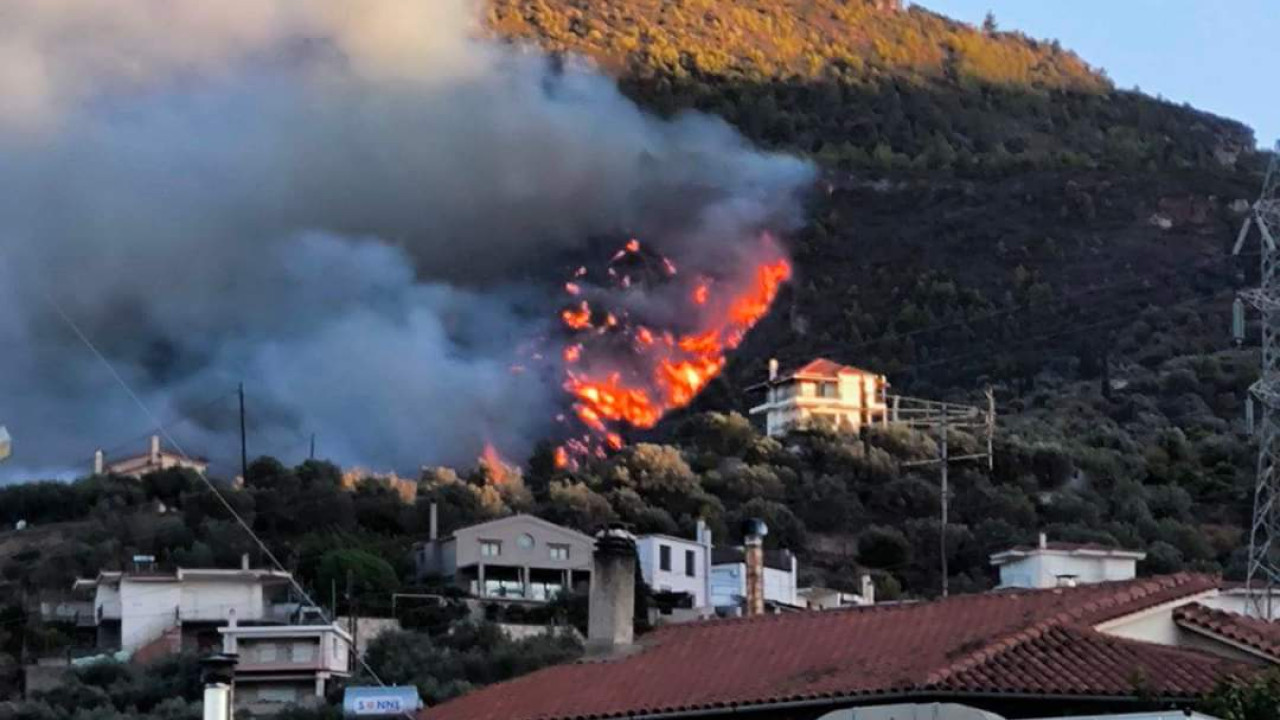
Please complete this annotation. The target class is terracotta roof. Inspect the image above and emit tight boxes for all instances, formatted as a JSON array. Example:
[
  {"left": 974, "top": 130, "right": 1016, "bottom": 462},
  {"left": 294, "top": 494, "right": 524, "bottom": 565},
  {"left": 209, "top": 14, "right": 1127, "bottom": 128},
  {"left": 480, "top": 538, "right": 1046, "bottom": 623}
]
[
  {"left": 789, "top": 358, "right": 879, "bottom": 380},
  {"left": 1174, "top": 603, "right": 1280, "bottom": 660},
  {"left": 428, "top": 574, "right": 1242, "bottom": 720}
]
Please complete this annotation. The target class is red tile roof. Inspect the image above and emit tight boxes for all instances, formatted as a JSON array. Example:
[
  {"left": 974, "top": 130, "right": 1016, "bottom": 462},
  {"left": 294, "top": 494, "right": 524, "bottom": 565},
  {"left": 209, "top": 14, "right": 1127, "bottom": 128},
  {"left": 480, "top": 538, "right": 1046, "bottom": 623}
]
[
  {"left": 1175, "top": 602, "right": 1280, "bottom": 660},
  {"left": 787, "top": 358, "right": 879, "bottom": 380},
  {"left": 428, "top": 574, "right": 1242, "bottom": 720}
]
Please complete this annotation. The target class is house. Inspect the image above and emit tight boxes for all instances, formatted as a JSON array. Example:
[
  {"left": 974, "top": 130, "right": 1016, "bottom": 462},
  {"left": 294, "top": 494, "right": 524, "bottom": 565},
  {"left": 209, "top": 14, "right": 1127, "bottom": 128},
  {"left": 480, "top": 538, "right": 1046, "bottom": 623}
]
[
  {"left": 799, "top": 575, "right": 876, "bottom": 611},
  {"left": 710, "top": 546, "right": 798, "bottom": 610},
  {"left": 220, "top": 620, "right": 352, "bottom": 715},
  {"left": 93, "top": 434, "right": 209, "bottom": 478},
  {"left": 991, "top": 534, "right": 1147, "bottom": 589},
  {"left": 413, "top": 513, "right": 592, "bottom": 602},
  {"left": 635, "top": 521, "right": 713, "bottom": 613},
  {"left": 73, "top": 557, "right": 295, "bottom": 656},
  {"left": 748, "top": 358, "right": 889, "bottom": 438},
  {"left": 425, "top": 574, "right": 1275, "bottom": 720}
]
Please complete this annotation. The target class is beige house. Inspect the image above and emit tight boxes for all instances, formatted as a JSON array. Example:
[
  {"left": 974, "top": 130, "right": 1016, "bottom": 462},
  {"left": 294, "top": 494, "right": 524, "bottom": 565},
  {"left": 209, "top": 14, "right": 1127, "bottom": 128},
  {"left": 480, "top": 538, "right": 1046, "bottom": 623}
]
[
  {"left": 414, "top": 514, "right": 593, "bottom": 602},
  {"left": 220, "top": 622, "right": 352, "bottom": 715},
  {"left": 748, "top": 358, "right": 889, "bottom": 438},
  {"left": 93, "top": 435, "right": 208, "bottom": 478}
]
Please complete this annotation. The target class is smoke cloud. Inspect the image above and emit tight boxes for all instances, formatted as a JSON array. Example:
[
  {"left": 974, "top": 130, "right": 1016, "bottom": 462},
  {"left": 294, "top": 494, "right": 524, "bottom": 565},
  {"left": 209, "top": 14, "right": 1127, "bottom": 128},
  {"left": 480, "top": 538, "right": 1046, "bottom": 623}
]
[{"left": 0, "top": 0, "right": 813, "bottom": 480}]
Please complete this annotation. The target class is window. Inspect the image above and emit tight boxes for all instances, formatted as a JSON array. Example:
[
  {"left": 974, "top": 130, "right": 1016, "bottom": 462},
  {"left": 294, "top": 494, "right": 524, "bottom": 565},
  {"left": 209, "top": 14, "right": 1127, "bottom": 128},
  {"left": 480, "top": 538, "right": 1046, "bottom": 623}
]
[
  {"left": 257, "top": 686, "right": 296, "bottom": 704},
  {"left": 291, "top": 642, "right": 315, "bottom": 663},
  {"left": 256, "top": 642, "right": 278, "bottom": 663},
  {"left": 659, "top": 544, "right": 671, "bottom": 572},
  {"left": 517, "top": 533, "right": 535, "bottom": 550},
  {"left": 819, "top": 381, "right": 839, "bottom": 398},
  {"left": 549, "top": 544, "right": 570, "bottom": 561},
  {"left": 685, "top": 549, "right": 696, "bottom": 577},
  {"left": 480, "top": 540, "right": 501, "bottom": 558}
]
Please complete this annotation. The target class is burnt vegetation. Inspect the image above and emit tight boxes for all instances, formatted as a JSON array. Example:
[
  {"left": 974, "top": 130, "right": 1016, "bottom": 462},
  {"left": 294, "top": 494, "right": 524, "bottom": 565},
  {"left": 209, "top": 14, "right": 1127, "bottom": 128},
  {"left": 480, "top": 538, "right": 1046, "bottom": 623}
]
[{"left": 0, "top": 0, "right": 1273, "bottom": 714}]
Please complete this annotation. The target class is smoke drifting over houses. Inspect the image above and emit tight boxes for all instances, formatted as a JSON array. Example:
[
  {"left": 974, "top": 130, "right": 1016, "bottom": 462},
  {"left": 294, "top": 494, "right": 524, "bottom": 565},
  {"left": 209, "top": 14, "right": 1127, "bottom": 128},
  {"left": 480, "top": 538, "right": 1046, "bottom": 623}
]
[{"left": 0, "top": 0, "right": 813, "bottom": 480}]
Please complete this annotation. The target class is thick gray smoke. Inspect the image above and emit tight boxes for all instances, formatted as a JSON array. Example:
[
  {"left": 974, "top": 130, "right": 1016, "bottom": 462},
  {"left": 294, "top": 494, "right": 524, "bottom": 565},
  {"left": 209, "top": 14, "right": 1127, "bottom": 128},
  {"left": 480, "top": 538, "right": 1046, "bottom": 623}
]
[{"left": 0, "top": 0, "right": 813, "bottom": 480}]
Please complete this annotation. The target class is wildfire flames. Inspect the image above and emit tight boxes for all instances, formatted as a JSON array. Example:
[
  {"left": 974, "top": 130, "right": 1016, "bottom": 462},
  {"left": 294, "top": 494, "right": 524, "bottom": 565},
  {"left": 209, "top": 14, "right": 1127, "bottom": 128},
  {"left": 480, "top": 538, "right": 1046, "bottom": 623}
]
[
  {"left": 555, "top": 234, "right": 791, "bottom": 466},
  {"left": 481, "top": 442, "right": 511, "bottom": 484}
]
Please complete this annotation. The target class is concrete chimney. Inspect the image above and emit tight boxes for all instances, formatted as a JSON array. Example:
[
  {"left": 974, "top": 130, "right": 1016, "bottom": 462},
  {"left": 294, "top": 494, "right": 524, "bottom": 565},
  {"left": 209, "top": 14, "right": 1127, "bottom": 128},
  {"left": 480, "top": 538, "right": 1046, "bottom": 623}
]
[
  {"left": 1038, "top": 532, "right": 1048, "bottom": 550},
  {"left": 429, "top": 502, "right": 439, "bottom": 541},
  {"left": 149, "top": 435, "right": 161, "bottom": 464},
  {"left": 93, "top": 449, "right": 105, "bottom": 475},
  {"left": 768, "top": 358, "right": 779, "bottom": 381},
  {"left": 200, "top": 653, "right": 238, "bottom": 720},
  {"left": 588, "top": 525, "right": 637, "bottom": 656},
  {"left": 742, "top": 518, "right": 769, "bottom": 617},
  {"left": 240, "top": 553, "right": 250, "bottom": 571},
  {"left": 860, "top": 573, "right": 875, "bottom": 605}
]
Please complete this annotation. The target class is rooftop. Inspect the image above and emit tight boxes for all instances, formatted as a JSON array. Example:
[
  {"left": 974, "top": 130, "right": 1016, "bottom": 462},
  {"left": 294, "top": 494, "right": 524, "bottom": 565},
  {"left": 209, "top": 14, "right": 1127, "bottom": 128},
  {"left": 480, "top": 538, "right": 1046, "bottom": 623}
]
[
  {"left": 427, "top": 574, "right": 1247, "bottom": 720},
  {"left": 990, "top": 541, "right": 1147, "bottom": 565},
  {"left": 748, "top": 358, "right": 884, "bottom": 391},
  {"left": 1174, "top": 602, "right": 1280, "bottom": 661}
]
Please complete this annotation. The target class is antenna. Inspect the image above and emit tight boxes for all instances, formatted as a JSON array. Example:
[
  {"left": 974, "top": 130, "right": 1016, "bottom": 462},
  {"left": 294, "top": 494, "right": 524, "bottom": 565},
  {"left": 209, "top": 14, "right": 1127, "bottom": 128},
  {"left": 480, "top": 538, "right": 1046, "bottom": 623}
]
[{"left": 1232, "top": 141, "right": 1280, "bottom": 619}]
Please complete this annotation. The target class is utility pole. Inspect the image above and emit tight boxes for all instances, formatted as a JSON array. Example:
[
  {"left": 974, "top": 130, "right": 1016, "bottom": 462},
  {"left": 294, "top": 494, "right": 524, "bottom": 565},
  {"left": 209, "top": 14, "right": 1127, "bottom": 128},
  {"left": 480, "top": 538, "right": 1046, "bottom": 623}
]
[
  {"left": 1232, "top": 141, "right": 1280, "bottom": 619},
  {"left": 901, "top": 388, "right": 996, "bottom": 597},
  {"left": 238, "top": 383, "right": 248, "bottom": 483},
  {"left": 309, "top": 433, "right": 316, "bottom": 461}
]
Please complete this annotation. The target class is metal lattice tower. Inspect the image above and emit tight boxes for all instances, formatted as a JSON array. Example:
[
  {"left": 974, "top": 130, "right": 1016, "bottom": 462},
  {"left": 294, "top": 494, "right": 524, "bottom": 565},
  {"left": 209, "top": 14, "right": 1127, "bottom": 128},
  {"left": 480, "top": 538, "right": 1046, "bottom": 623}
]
[{"left": 1233, "top": 141, "right": 1280, "bottom": 617}]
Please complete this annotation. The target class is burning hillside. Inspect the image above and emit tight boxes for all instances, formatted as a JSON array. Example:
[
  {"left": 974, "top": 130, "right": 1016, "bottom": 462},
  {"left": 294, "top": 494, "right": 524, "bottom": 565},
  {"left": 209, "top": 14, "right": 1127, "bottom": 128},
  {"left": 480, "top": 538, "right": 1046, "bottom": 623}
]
[{"left": 556, "top": 235, "right": 791, "bottom": 466}]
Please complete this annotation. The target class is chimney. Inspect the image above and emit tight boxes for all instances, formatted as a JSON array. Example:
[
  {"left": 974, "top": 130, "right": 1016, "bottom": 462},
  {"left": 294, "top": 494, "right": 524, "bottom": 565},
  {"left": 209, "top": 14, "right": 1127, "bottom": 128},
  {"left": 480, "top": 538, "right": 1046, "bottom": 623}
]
[
  {"left": 860, "top": 573, "right": 875, "bottom": 605},
  {"left": 768, "top": 358, "right": 779, "bottom": 381},
  {"left": 240, "top": 553, "right": 250, "bottom": 571},
  {"left": 429, "top": 502, "right": 439, "bottom": 541},
  {"left": 149, "top": 435, "right": 161, "bottom": 464},
  {"left": 93, "top": 449, "right": 105, "bottom": 475},
  {"left": 200, "top": 653, "right": 238, "bottom": 720},
  {"left": 588, "top": 525, "right": 636, "bottom": 656},
  {"left": 742, "top": 518, "right": 769, "bottom": 617},
  {"left": 1038, "top": 532, "right": 1048, "bottom": 550},
  {"left": 223, "top": 609, "right": 238, "bottom": 654},
  {"left": 697, "top": 518, "right": 712, "bottom": 610}
]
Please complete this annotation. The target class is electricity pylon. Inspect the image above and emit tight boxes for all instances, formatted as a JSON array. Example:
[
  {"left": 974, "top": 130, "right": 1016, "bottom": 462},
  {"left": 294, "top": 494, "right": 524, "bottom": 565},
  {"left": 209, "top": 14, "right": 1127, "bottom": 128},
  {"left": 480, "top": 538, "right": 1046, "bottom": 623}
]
[{"left": 1233, "top": 141, "right": 1280, "bottom": 618}]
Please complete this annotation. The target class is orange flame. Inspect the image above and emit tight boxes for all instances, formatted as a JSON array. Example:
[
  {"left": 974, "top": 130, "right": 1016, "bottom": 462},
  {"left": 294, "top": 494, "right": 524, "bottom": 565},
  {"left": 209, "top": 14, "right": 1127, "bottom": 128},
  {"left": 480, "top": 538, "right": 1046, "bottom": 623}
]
[
  {"left": 481, "top": 442, "right": 510, "bottom": 484},
  {"left": 561, "top": 301, "right": 591, "bottom": 330},
  {"left": 558, "top": 235, "right": 791, "bottom": 462}
]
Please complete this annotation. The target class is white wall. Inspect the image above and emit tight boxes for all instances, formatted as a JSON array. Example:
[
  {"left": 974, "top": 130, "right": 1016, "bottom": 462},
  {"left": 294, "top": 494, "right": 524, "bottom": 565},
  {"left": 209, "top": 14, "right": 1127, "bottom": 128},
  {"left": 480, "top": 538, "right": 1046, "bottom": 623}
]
[
  {"left": 179, "top": 579, "right": 268, "bottom": 622},
  {"left": 118, "top": 581, "right": 182, "bottom": 652},
  {"left": 997, "top": 554, "right": 1138, "bottom": 589},
  {"left": 636, "top": 536, "right": 708, "bottom": 606},
  {"left": 711, "top": 562, "right": 797, "bottom": 608},
  {"left": 95, "top": 584, "right": 122, "bottom": 620}
]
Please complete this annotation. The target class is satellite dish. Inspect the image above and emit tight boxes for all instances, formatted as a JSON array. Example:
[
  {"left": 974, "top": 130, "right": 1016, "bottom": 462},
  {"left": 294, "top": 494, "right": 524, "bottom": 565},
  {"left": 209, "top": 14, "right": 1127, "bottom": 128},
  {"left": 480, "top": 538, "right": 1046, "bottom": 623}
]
[{"left": 0, "top": 426, "right": 10, "bottom": 463}]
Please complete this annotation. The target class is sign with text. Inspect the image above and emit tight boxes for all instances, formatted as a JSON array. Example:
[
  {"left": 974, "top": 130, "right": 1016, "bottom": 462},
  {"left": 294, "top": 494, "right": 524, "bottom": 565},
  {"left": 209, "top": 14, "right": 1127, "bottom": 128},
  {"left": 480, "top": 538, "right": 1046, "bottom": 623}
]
[{"left": 344, "top": 686, "right": 423, "bottom": 716}]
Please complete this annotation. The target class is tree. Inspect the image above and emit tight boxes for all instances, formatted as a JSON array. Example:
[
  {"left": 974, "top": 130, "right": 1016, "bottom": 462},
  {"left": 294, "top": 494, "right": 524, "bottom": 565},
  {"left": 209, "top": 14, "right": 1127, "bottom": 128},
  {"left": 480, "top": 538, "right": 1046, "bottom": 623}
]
[
  {"left": 858, "top": 526, "right": 911, "bottom": 569},
  {"left": 1200, "top": 670, "right": 1280, "bottom": 720},
  {"left": 982, "top": 11, "right": 998, "bottom": 34},
  {"left": 315, "top": 549, "right": 399, "bottom": 608}
]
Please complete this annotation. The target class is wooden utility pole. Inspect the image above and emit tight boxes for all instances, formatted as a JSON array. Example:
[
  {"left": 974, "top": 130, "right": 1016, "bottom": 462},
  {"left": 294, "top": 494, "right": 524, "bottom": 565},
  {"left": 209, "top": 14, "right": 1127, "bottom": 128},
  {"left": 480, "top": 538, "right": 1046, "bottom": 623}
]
[{"left": 238, "top": 383, "right": 248, "bottom": 483}]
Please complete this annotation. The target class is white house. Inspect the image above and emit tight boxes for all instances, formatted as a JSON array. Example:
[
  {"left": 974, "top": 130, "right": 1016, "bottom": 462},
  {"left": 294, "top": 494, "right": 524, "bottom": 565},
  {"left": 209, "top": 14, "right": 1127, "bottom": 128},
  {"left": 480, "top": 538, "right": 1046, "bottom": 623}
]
[
  {"left": 711, "top": 547, "right": 798, "bottom": 610},
  {"left": 220, "top": 621, "right": 352, "bottom": 715},
  {"left": 635, "top": 521, "right": 713, "bottom": 609},
  {"left": 73, "top": 558, "right": 295, "bottom": 656},
  {"left": 798, "top": 575, "right": 876, "bottom": 611},
  {"left": 748, "top": 358, "right": 889, "bottom": 438},
  {"left": 93, "top": 434, "right": 209, "bottom": 478},
  {"left": 990, "top": 534, "right": 1146, "bottom": 589}
]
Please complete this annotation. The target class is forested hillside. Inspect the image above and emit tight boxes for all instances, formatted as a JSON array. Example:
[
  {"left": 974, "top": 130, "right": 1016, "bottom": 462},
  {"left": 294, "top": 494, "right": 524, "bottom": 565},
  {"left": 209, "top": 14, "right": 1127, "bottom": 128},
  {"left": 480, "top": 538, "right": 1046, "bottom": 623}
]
[{"left": 0, "top": 2, "right": 1274, "bottom": 716}]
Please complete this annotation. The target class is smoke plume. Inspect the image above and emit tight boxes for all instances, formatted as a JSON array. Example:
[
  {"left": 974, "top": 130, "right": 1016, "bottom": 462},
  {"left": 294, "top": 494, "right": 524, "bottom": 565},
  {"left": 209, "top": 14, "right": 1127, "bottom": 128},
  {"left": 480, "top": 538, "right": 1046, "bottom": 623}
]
[{"left": 0, "top": 0, "right": 813, "bottom": 480}]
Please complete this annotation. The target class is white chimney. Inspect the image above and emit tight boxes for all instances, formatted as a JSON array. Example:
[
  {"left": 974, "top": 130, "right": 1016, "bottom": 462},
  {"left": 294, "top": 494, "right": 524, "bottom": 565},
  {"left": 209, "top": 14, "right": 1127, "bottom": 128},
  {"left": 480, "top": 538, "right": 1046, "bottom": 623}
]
[
  {"left": 587, "top": 526, "right": 636, "bottom": 656},
  {"left": 1038, "top": 532, "right": 1048, "bottom": 550},
  {"left": 200, "top": 655, "right": 237, "bottom": 720},
  {"left": 223, "top": 609, "right": 238, "bottom": 654},
  {"left": 429, "top": 502, "right": 439, "bottom": 541},
  {"left": 93, "top": 449, "right": 105, "bottom": 475},
  {"left": 149, "top": 435, "right": 161, "bottom": 464},
  {"left": 768, "top": 358, "right": 779, "bottom": 381},
  {"left": 860, "top": 573, "right": 875, "bottom": 605},
  {"left": 240, "top": 553, "right": 250, "bottom": 571}
]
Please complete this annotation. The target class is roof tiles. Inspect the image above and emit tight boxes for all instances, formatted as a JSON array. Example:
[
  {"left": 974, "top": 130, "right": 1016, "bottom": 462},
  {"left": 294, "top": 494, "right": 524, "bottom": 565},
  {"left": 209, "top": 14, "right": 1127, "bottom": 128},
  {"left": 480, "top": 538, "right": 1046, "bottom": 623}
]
[{"left": 428, "top": 574, "right": 1243, "bottom": 720}]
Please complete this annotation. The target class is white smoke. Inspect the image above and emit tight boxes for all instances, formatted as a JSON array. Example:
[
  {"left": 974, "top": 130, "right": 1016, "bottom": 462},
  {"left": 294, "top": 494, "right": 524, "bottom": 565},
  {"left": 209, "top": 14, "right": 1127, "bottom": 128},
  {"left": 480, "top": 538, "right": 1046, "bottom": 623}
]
[{"left": 0, "top": 0, "right": 813, "bottom": 480}]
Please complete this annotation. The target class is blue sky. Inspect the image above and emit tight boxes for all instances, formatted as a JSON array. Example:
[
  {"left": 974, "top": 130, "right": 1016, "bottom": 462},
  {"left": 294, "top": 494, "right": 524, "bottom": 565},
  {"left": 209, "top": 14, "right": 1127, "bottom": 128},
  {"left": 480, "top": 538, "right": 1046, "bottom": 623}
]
[{"left": 921, "top": 0, "right": 1279, "bottom": 147}]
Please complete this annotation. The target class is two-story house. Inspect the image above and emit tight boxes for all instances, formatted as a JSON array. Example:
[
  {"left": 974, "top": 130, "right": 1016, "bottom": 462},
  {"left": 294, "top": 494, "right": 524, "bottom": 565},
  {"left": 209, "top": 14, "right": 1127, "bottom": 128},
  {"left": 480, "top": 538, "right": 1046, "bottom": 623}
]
[
  {"left": 748, "top": 358, "right": 888, "bottom": 437},
  {"left": 92, "top": 435, "right": 209, "bottom": 478},
  {"left": 635, "top": 521, "right": 713, "bottom": 610},
  {"left": 413, "top": 514, "right": 593, "bottom": 602},
  {"left": 73, "top": 557, "right": 296, "bottom": 656},
  {"left": 220, "top": 620, "right": 352, "bottom": 715}
]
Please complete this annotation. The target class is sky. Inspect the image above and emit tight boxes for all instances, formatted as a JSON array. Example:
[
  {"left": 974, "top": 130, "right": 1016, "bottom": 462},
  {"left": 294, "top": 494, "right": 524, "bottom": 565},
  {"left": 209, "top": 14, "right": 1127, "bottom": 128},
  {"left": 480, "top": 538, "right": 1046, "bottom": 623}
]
[{"left": 922, "top": 0, "right": 1279, "bottom": 147}]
